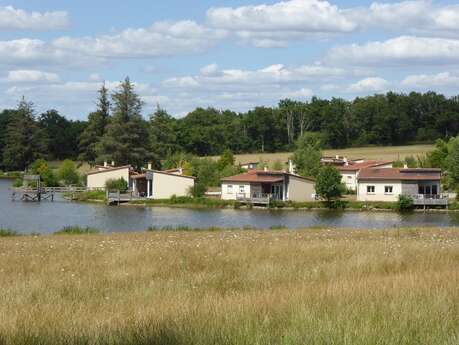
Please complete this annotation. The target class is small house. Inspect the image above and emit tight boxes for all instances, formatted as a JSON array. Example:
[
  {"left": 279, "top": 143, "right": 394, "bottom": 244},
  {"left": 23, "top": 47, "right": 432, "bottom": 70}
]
[
  {"left": 240, "top": 162, "right": 259, "bottom": 170},
  {"left": 86, "top": 164, "right": 131, "bottom": 190},
  {"left": 221, "top": 170, "right": 315, "bottom": 203},
  {"left": 131, "top": 169, "right": 195, "bottom": 199},
  {"left": 356, "top": 168, "right": 446, "bottom": 205},
  {"left": 338, "top": 160, "right": 393, "bottom": 191}
]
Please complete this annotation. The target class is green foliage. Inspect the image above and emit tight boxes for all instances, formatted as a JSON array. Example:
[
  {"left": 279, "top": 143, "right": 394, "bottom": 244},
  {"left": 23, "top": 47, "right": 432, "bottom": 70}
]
[
  {"left": 315, "top": 165, "right": 345, "bottom": 203},
  {"left": 0, "top": 228, "right": 19, "bottom": 237},
  {"left": 217, "top": 149, "right": 235, "bottom": 170},
  {"left": 54, "top": 226, "right": 100, "bottom": 235},
  {"left": 271, "top": 159, "right": 284, "bottom": 171},
  {"left": 2, "top": 99, "right": 47, "bottom": 171},
  {"left": 29, "top": 159, "right": 59, "bottom": 187},
  {"left": 397, "top": 195, "right": 414, "bottom": 211},
  {"left": 105, "top": 177, "right": 128, "bottom": 192},
  {"left": 447, "top": 136, "right": 459, "bottom": 190},
  {"left": 72, "top": 190, "right": 106, "bottom": 202},
  {"left": 58, "top": 160, "right": 80, "bottom": 186},
  {"left": 292, "top": 132, "right": 322, "bottom": 178},
  {"left": 79, "top": 83, "right": 110, "bottom": 163},
  {"left": 150, "top": 106, "right": 178, "bottom": 161},
  {"left": 96, "top": 77, "right": 152, "bottom": 168}
]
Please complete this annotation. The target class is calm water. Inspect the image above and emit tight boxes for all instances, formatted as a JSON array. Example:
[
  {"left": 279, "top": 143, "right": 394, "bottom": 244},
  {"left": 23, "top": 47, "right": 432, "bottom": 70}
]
[{"left": 1, "top": 180, "right": 458, "bottom": 234}]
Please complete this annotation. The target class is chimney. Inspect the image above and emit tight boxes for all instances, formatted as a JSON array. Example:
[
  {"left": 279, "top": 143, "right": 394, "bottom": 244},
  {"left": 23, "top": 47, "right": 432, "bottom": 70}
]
[
  {"left": 103, "top": 161, "right": 108, "bottom": 168},
  {"left": 111, "top": 160, "right": 115, "bottom": 167},
  {"left": 336, "top": 155, "right": 339, "bottom": 159},
  {"left": 344, "top": 157, "right": 349, "bottom": 166},
  {"left": 179, "top": 167, "right": 183, "bottom": 175},
  {"left": 403, "top": 164, "right": 408, "bottom": 169},
  {"left": 147, "top": 163, "right": 152, "bottom": 170},
  {"left": 264, "top": 166, "right": 268, "bottom": 172},
  {"left": 288, "top": 160, "right": 294, "bottom": 174}
]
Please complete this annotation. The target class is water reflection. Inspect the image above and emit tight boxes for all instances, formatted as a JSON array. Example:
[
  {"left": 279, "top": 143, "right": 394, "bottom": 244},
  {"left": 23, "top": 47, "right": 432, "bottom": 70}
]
[{"left": 0, "top": 180, "right": 458, "bottom": 234}]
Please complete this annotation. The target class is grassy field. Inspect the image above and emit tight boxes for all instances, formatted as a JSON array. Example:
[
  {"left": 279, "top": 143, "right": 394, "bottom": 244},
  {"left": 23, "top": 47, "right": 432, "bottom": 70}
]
[
  {"left": 233, "top": 144, "right": 434, "bottom": 166},
  {"left": 0, "top": 227, "right": 458, "bottom": 344}
]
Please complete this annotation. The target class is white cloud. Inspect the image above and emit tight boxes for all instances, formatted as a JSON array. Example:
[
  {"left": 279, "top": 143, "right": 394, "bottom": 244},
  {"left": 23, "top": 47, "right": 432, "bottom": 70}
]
[
  {"left": 348, "top": 77, "right": 390, "bottom": 93},
  {"left": 164, "top": 63, "right": 347, "bottom": 89},
  {"left": 401, "top": 72, "right": 459, "bottom": 88},
  {"left": 207, "top": 1, "right": 459, "bottom": 47},
  {"left": 326, "top": 36, "right": 459, "bottom": 66},
  {"left": 207, "top": 0, "right": 356, "bottom": 46},
  {"left": 53, "top": 21, "right": 226, "bottom": 58},
  {"left": 0, "top": 6, "right": 69, "bottom": 31},
  {"left": 7, "top": 70, "right": 60, "bottom": 83}
]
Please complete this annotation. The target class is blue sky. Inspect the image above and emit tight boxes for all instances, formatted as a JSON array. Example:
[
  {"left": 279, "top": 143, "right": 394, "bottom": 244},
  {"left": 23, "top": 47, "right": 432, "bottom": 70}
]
[{"left": 0, "top": 0, "right": 458, "bottom": 119}]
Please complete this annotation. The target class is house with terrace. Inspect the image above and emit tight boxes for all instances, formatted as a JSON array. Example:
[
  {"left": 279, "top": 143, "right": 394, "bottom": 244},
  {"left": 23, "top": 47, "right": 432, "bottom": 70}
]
[
  {"left": 356, "top": 168, "right": 447, "bottom": 207},
  {"left": 221, "top": 169, "right": 315, "bottom": 204},
  {"left": 86, "top": 163, "right": 194, "bottom": 199}
]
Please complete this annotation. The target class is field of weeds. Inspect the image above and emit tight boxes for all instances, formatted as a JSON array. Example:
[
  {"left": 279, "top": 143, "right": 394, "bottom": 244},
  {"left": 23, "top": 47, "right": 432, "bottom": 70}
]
[{"left": 0, "top": 227, "right": 458, "bottom": 344}]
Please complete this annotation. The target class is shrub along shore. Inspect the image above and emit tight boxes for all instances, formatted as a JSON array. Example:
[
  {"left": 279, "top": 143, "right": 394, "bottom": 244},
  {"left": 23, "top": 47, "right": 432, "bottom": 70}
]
[{"left": 0, "top": 227, "right": 457, "bottom": 345}]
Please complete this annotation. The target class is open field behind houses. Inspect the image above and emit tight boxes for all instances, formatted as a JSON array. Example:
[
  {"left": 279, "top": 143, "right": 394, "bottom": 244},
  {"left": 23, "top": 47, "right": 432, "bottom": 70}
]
[
  {"left": 233, "top": 144, "right": 434, "bottom": 166},
  {"left": 0, "top": 227, "right": 458, "bottom": 345}
]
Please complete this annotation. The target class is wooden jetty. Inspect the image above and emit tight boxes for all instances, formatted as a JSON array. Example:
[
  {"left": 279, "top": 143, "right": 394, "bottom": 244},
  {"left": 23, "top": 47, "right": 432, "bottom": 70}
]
[
  {"left": 11, "top": 175, "right": 90, "bottom": 202},
  {"left": 106, "top": 190, "right": 134, "bottom": 205}
]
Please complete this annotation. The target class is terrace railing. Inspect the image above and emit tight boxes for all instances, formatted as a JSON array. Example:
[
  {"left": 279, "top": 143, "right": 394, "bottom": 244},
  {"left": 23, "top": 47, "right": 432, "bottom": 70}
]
[{"left": 411, "top": 194, "right": 449, "bottom": 206}]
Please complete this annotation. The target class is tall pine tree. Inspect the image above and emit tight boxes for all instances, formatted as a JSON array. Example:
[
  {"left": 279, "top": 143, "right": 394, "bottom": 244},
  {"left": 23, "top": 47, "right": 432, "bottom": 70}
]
[
  {"left": 79, "top": 82, "right": 110, "bottom": 163},
  {"left": 96, "top": 77, "right": 151, "bottom": 168},
  {"left": 2, "top": 98, "right": 47, "bottom": 171}
]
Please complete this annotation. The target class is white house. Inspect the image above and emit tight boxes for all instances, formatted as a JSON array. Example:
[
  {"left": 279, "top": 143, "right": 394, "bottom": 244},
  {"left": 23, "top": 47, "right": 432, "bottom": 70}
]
[
  {"left": 338, "top": 160, "right": 393, "bottom": 191},
  {"left": 357, "top": 168, "right": 443, "bottom": 202},
  {"left": 240, "top": 162, "right": 259, "bottom": 170},
  {"left": 86, "top": 164, "right": 194, "bottom": 199},
  {"left": 131, "top": 169, "right": 195, "bottom": 199},
  {"left": 86, "top": 165, "right": 131, "bottom": 190},
  {"left": 221, "top": 169, "right": 315, "bottom": 203}
]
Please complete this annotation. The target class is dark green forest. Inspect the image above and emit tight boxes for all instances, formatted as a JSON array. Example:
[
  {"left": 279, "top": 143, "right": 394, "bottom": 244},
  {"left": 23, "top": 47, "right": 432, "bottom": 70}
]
[{"left": 1, "top": 77, "right": 459, "bottom": 171}]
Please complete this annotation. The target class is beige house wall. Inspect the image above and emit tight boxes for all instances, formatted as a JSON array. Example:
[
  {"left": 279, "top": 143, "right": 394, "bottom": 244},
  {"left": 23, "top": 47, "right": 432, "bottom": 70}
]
[
  {"left": 150, "top": 172, "right": 195, "bottom": 199},
  {"left": 221, "top": 182, "right": 252, "bottom": 200},
  {"left": 288, "top": 176, "right": 316, "bottom": 202},
  {"left": 357, "top": 180, "right": 402, "bottom": 202},
  {"left": 86, "top": 168, "right": 130, "bottom": 190}
]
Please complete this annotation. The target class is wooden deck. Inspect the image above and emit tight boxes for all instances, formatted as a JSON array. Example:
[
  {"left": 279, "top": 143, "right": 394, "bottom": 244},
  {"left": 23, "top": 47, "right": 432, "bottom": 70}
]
[{"left": 412, "top": 194, "right": 449, "bottom": 207}]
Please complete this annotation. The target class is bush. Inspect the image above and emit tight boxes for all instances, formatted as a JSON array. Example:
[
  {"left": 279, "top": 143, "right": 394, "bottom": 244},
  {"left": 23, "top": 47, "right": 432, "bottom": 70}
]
[
  {"left": 397, "top": 195, "right": 414, "bottom": 211},
  {"left": 54, "top": 226, "right": 100, "bottom": 235},
  {"left": 58, "top": 160, "right": 80, "bottom": 186},
  {"left": 0, "top": 228, "right": 19, "bottom": 237},
  {"left": 105, "top": 178, "right": 128, "bottom": 192}
]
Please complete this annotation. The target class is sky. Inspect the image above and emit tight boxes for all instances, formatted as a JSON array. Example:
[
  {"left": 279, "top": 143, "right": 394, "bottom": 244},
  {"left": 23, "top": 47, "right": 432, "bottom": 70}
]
[{"left": 0, "top": 0, "right": 459, "bottom": 119}]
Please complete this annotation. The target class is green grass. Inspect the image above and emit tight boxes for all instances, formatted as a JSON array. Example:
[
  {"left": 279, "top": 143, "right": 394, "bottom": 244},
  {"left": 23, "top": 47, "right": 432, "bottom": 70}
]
[
  {"left": 69, "top": 190, "right": 106, "bottom": 202},
  {"left": 131, "top": 196, "right": 236, "bottom": 209},
  {"left": 54, "top": 226, "right": 100, "bottom": 235}
]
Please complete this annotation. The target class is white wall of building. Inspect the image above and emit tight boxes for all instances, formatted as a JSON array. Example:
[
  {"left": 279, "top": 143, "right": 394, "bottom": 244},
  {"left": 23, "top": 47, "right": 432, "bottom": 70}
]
[
  {"left": 357, "top": 180, "right": 402, "bottom": 202},
  {"left": 87, "top": 167, "right": 130, "bottom": 190},
  {"left": 149, "top": 172, "right": 194, "bottom": 199},
  {"left": 221, "top": 182, "right": 252, "bottom": 200},
  {"left": 341, "top": 171, "right": 357, "bottom": 191}
]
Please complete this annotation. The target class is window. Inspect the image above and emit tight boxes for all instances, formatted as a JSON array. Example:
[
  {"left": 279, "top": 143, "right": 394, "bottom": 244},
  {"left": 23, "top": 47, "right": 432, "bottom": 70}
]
[
  {"left": 239, "top": 185, "right": 245, "bottom": 193},
  {"left": 432, "top": 185, "right": 438, "bottom": 195},
  {"left": 227, "top": 185, "right": 233, "bottom": 194},
  {"left": 418, "top": 185, "right": 425, "bottom": 194},
  {"left": 384, "top": 186, "right": 393, "bottom": 194},
  {"left": 367, "top": 186, "right": 375, "bottom": 194},
  {"left": 347, "top": 176, "right": 352, "bottom": 179}
]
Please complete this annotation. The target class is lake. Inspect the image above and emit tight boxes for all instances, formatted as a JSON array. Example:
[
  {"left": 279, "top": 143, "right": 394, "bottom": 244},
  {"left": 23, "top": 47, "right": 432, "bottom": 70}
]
[{"left": 1, "top": 180, "right": 458, "bottom": 234}]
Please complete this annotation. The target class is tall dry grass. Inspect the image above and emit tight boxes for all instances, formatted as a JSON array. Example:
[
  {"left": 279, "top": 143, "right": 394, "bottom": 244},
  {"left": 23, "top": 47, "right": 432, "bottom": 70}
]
[{"left": 0, "top": 228, "right": 458, "bottom": 344}]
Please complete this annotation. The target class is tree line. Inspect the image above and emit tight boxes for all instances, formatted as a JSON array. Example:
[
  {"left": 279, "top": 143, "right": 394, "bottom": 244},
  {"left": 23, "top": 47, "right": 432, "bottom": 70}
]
[{"left": 1, "top": 77, "right": 459, "bottom": 172}]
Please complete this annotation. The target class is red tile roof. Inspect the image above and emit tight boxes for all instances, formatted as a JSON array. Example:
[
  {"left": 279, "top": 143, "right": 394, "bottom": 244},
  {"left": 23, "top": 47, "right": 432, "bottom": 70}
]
[
  {"left": 358, "top": 168, "right": 441, "bottom": 181},
  {"left": 338, "top": 160, "right": 393, "bottom": 172},
  {"left": 221, "top": 170, "right": 314, "bottom": 183}
]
